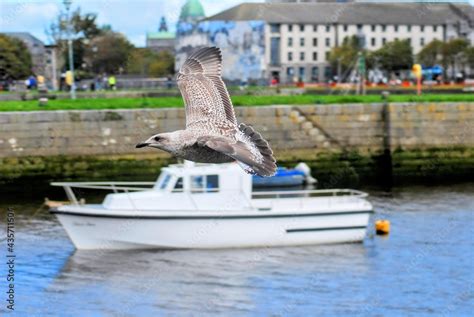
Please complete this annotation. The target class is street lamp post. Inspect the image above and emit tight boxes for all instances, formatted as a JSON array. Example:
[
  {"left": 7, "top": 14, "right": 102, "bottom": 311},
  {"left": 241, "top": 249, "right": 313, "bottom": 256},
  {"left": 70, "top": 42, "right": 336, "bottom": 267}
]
[
  {"left": 356, "top": 31, "right": 367, "bottom": 95},
  {"left": 63, "top": 0, "right": 76, "bottom": 99}
]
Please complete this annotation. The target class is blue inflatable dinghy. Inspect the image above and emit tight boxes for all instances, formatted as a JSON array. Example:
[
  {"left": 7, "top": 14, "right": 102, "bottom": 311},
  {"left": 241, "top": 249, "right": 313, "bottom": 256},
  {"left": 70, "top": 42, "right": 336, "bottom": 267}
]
[{"left": 253, "top": 166, "right": 309, "bottom": 187}]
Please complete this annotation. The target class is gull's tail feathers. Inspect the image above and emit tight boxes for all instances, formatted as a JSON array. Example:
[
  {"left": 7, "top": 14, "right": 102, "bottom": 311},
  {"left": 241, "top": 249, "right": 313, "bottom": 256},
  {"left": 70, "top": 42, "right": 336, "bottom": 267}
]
[{"left": 237, "top": 123, "right": 277, "bottom": 177}]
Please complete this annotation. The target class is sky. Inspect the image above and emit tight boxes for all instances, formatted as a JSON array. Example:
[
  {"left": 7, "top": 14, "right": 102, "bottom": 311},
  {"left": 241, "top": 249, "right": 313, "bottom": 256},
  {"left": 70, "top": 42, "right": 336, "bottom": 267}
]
[
  {"left": 0, "top": 0, "right": 263, "bottom": 46},
  {"left": 1, "top": 0, "right": 473, "bottom": 47}
]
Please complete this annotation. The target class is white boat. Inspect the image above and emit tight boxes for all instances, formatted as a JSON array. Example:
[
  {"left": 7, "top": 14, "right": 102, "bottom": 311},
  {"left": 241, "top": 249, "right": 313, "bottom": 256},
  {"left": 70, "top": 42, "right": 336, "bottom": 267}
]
[{"left": 50, "top": 162, "right": 373, "bottom": 250}]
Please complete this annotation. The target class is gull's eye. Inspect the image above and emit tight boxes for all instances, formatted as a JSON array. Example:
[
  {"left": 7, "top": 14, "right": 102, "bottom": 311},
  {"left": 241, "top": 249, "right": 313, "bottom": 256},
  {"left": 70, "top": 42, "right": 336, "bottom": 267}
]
[{"left": 154, "top": 136, "right": 162, "bottom": 142}]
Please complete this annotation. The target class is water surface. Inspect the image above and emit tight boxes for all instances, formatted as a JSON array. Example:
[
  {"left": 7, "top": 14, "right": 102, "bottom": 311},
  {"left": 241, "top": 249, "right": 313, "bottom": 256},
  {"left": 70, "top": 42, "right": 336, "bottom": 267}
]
[{"left": 0, "top": 184, "right": 473, "bottom": 316}]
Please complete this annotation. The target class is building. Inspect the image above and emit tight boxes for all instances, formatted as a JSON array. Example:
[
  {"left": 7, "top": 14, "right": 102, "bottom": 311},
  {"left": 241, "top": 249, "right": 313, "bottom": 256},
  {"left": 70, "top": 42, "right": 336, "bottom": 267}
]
[
  {"left": 2, "top": 32, "right": 61, "bottom": 89},
  {"left": 266, "top": 0, "right": 354, "bottom": 2},
  {"left": 3, "top": 32, "right": 46, "bottom": 76},
  {"left": 146, "top": 0, "right": 206, "bottom": 55},
  {"left": 44, "top": 44, "right": 61, "bottom": 90},
  {"left": 146, "top": 17, "right": 176, "bottom": 53},
  {"left": 179, "top": 0, "right": 206, "bottom": 23},
  {"left": 176, "top": 2, "right": 474, "bottom": 83},
  {"left": 175, "top": 0, "right": 207, "bottom": 72}
]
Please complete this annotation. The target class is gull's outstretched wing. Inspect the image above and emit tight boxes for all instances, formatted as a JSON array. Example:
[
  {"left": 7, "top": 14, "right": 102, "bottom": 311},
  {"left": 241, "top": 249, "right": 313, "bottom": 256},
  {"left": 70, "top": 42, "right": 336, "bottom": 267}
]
[
  {"left": 196, "top": 124, "right": 277, "bottom": 177},
  {"left": 177, "top": 47, "right": 237, "bottom": 129}
]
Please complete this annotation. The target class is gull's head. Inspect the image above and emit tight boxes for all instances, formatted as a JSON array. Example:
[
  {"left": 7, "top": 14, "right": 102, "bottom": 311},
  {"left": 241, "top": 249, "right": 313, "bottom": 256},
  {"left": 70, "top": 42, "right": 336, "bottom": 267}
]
[
  {"left": 136, "top": 132, "right": 179, "bottom": 153},
  {"left": 135, "top": 133, "right": 170, "bottom": 150}
]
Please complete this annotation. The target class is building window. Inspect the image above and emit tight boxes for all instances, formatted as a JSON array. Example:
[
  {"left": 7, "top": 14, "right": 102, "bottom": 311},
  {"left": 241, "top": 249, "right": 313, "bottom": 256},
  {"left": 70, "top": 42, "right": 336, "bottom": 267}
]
[
  {"left": 300, "top": 38, "right": 305, "bottom": 46},
  {"left": 311, "top": 66, "right": 319, "bottom": 82},
  {"left": 343, "top": 25, "right": 348, "bottom": 32},
  {"left": 407, "top": 25, "right": 412, "bottom": 32},
  {"left": 382, "top": 25, "right": 386, "bottom": 32},
  {"left": 382, "top": 38, "right": 387, "bottom": 45},
  {"left": 270, "top": 24, "right": 280, "bottom": 33},
  {"left": 420, "top": 38, "right": 425, "bottom": 46},
  {"left": 313, "top": 38, "right": 318, "bottom": 46},
  {"left": 313, "top": 52, "right": 318, "bottom": 61},
  {"left": 371, "top": 38, "right": 376, "bottom": 46},
  {"left": 325, "top": 51, "right": 330, "bottom": 61},
  {"left": 300, "top": 52, "right": 305, "bottom": 61},
  {"left": 357, "top": 24, "right": 363, "bottom": 31},
  {"left": 326, "top": 38, "right": 330, "bottom": 47},
  {"left": 288, "top": 25, "right": 293, "bottom": 32},
  {"left": 433, "top": 25, "right": 438, "bottom": 32},
  {"left": 288, "top": 52, "right": 293, "bottom": 62},
  {"left": 394, "top": 25, "right": 399, "bottom": 32},
  {"left": 313, "top": 25, "right": 318, "bottom": 32},
  {"left": 287, "top": 67, "right": 294, "bottom": 76},
  {"left": 420, "top": 25, "right": 424, "bottom": 32},
  {"left": 407, "top": 38, "right": 411, "bottom": 45},
  {"left": 326, "top": 25, "right": 330, "bottom": 32},
  {"left": 288, "top": 37, "right": 293, "bottom": 47},
  {"left": 324, "top": 66, "right": 332, "bottom": 80},
  {"left": 270, "top": 37, "right": 281, "bottom": 66},
  {"left": 299, "top": 67, "right": 305, "bottom": 81},
  {"left": 300, "top": 25, "right": 305, "bottom": 32},
  {"left": 371, "top": 25, "right": 376, "bottom": 32}
]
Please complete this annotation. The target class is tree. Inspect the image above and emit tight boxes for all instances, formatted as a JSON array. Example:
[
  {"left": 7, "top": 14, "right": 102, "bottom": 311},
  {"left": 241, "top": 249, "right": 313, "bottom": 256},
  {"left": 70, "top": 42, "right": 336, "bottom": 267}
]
[
  {"left": 372, "top": 39, "right": 413, "bottom": 73},
  {"left": 70, "top": 9, "right": 102, "bottom": 39},
  {"left": 126, "top": 48, "right": 154, "bottom": 75},
  {"left": 417, "top": 38, "right": 472, "bottom": 80},
  {"left": 328, "top": 36, "right": 363, "bottom": 80},
  {"left": 46, "top": 8, "right": 103, "bottom": 73},
  {"left": 417, "top": 39, "right": 443, "bottom": 67},
  {"left": 149, "top": 51, "right": 175, "bottom": 77},
  {"left": 442, "top": 38, "right": 469, "bottom": 80},
  {"left": 47, "top": 8, "right": 101, "bottom": 44},
  {"left": 0, "top": 35, "right": 32, "bottom": 80},
  {"left": 84, "top": 31, "right": 133, "bottom": 74},
  {"left": 126, "top": 48, "right": 174, "bottom": 77},
  {"left": 465, "top": 46, "right": 474, "bottom": 70}
]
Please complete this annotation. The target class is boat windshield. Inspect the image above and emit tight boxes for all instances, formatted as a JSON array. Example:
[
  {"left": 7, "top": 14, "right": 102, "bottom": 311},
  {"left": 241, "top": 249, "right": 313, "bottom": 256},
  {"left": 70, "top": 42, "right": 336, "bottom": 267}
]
[
  {"left": 157, "top": 173, "right": 171, "bottom": 190},
  {"left": 191, "top": 174, "right": 219, "bottom": 193},
  {"left": 174, "top": 177, "right": 183, "bottom": 190}
]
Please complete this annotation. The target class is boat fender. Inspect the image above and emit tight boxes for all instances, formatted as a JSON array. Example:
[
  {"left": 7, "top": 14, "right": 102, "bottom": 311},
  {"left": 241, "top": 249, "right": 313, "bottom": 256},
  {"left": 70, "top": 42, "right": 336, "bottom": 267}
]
[
  {"left": 295, "top": 162, "right": 311, "bottom": 176},
  {"left": 295, "top": 162, "right": 317, "bottom": 184},
  {"left": 375, "top": 219, "right": 390, "bottom": 235}
]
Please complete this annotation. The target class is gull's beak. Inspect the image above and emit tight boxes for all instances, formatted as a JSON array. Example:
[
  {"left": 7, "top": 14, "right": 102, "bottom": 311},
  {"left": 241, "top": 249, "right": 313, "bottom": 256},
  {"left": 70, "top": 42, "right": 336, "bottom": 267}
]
[{"left": 135, "top": 142, "right": 150, "bottom": 148}]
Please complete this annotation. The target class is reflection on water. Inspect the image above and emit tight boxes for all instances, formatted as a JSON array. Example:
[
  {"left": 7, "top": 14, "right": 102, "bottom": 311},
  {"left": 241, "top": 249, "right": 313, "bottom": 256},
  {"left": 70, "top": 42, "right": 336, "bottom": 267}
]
[{"left": 0, "top": 184, "right": 473, "bottom": 316}]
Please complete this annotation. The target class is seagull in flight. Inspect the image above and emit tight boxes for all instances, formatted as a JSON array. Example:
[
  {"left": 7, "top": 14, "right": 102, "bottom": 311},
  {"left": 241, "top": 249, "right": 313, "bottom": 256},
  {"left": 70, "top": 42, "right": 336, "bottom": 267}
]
[{"left": 136, "top": 47, "right": 276, "bottom": 177}]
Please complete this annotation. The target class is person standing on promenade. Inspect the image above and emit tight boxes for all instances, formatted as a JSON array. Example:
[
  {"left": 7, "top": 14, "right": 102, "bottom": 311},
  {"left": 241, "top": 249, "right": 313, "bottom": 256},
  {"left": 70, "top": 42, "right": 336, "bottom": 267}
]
[{"left": 108, "top": 75, "right": 116, "bottom": 90}]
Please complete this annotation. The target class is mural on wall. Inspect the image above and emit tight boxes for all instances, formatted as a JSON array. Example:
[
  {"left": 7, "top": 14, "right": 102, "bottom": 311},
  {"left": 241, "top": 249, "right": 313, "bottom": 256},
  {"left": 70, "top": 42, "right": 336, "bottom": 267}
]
[{"left": 176, "top": 20, "right": 265, "bottom": 82}]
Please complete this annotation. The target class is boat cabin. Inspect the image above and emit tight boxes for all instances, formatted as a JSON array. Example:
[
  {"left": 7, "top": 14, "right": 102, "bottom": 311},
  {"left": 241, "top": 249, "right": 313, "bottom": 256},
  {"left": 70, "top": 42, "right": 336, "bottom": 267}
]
[{"left": 102, "top": 162, "right": 253, "bottom": 211}]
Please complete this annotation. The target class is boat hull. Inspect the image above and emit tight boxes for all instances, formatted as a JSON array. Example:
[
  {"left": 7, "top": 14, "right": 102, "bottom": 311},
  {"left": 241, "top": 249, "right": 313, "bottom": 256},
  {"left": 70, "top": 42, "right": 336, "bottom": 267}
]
[{"left": 52, "top": 209, "right": 372, "bottom": 250}]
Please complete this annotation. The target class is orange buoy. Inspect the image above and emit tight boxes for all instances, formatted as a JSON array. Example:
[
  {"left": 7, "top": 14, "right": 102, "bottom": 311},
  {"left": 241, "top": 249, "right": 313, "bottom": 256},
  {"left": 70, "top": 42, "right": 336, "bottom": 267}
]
[{"left": 375, "top": 219, "right": 390, "bottom": 235}]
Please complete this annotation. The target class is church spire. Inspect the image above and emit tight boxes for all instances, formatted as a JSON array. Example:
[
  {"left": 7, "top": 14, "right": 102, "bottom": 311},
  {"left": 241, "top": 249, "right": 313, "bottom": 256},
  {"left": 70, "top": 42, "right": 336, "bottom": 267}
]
[{"left": 159, "top": 16, "right": 168, "bottom": 32}]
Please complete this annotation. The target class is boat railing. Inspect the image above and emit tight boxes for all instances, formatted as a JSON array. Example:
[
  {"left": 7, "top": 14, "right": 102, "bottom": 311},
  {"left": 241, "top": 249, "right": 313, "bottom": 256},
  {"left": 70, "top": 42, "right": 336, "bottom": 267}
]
[
  {"left": 51, "top": 181, "right": 223, "bottom": 206},
  {"left": 251, "top": 189, "right": 368, "bottom": 199},
  {"left": 252, "top": 189, "right": 368, "bottom": 210},
  {"left": 252, "top": 189, "right": 368, "bottom": 199},
  {"left": 51, "top": 182, "right": 368, "bottom": 208},
  {"left": 51, "top": 181, "right": 156, "bottom": 205}
]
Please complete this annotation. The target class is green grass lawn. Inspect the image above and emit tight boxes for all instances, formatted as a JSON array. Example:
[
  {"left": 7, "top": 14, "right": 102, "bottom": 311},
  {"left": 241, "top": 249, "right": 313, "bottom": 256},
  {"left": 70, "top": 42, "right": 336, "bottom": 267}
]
[{"left": 0, "top": 94, "right": 473, "bottom": 112}]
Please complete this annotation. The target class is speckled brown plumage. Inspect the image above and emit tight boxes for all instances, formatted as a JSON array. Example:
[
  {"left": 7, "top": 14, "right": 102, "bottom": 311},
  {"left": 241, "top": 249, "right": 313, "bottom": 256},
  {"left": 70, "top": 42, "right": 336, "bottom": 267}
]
[{"left": 138, "top": 47, "right": 276, "bottom": 177}]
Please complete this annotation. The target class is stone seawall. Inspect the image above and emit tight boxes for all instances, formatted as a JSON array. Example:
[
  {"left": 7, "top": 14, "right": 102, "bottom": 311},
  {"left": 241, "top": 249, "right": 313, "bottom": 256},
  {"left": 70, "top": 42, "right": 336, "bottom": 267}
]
[{"left": 1, "top": 103, "right": 473, "bottom": 187}]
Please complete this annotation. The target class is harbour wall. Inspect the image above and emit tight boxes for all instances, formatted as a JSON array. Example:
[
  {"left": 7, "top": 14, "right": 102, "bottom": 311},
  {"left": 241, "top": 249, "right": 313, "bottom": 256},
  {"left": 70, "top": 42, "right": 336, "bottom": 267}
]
[{"left": 1, "top": 102, "right": 473, "bottom": 188}]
